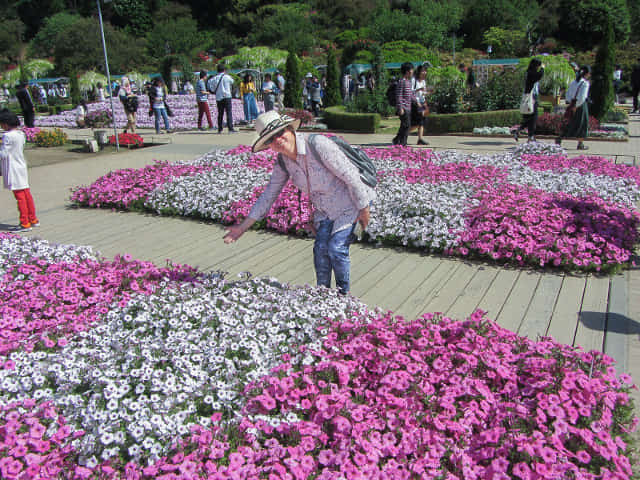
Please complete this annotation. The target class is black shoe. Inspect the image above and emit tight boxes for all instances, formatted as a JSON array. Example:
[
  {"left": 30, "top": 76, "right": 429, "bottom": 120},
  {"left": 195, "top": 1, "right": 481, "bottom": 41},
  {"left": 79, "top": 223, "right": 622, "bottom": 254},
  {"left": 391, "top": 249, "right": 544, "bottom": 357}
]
[
  {"left": 512, "top": 128, "right": 519, "bottom": 142},
  {"left": 391, "top": 137, "right": 398, "bottom": 145},
  {"left": 555, "top": 137, "right": 562, "bottom": 145},
  {"left": 417, "top": 139, "right": 429, "bottom": 145},
  {"left": 577, "top": 142, "right": 589, "bottom": 150}
]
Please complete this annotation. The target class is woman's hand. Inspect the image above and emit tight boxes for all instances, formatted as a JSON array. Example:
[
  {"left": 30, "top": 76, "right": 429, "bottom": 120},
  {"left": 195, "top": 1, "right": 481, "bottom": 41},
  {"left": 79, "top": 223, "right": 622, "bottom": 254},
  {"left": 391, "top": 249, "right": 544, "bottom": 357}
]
[
  {"left": 356, "top": 206, "right": 370, "bottom": 229},
  {"left": 224, "top": 217, "right": 256, "bottom": 244}
]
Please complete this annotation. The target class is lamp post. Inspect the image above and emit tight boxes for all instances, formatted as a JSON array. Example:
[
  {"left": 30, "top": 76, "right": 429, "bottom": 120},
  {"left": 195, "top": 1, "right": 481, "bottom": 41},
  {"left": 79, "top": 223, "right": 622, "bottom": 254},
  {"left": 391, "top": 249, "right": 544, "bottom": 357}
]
[{"left": 96, "top": 0, "right": 119, "bottom": 151}]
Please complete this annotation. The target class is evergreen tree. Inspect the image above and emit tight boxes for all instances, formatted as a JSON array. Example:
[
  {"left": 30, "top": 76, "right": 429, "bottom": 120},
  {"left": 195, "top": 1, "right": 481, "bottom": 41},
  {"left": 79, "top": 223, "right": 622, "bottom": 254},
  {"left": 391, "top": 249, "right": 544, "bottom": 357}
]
[
  {"left": 70, "top": 72, "right": 81, "bottom": 106},
  {"left": 161, "top": 56, "right": 174, "bottom": 88},
  {"left": 18, "top": 61, "right": 29, "bottom": 85},
  {"left": 590, "top": 17, "right": 615, "bottom": 119},
  {"left": 324, "top": 46, "right": 341, "bottom": 107},
  {"left": 284, "top": 50, "right": 302, "bottom": 109}
]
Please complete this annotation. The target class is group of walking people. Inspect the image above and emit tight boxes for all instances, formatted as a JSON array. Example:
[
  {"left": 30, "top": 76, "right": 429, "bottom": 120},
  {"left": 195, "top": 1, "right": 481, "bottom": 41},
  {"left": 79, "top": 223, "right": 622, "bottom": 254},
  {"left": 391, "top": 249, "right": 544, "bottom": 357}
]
[
  {"left": 392, "top": 62, "right": 431, "bottom": 147},
  {"left": 514, "top": 59, "right": 592, "bottom": 150}
]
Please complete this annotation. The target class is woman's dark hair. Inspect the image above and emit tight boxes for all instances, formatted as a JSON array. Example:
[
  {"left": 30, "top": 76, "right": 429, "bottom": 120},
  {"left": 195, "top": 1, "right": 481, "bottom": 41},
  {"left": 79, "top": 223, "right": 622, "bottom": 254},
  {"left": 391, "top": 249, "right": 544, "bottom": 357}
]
[
  {"left": 577, "top": 65, "right": 591, "bottom": 79},
  {"left": 0, "top": 109, "right": 20, "bottom": 127},
  {"left": 264, "top": 73, "right": 272, "bottom": 81},
  {"left": 414, "top": 65, "right": 425, "bottom": 79},
  {"left": 97, "top": 82, "right": 102, "bottom": 89},
  {"left": 527, "top": 58, "right": 542, "bottom": 72},
  {"left": 401, "top": 62, "right": 414, "bottom": 75},
  {"left": 243, "top": 73, "right": 250, "bottom": 83},
  {"left": 200, "top": 71, "right": 207, "bottom": 79}
]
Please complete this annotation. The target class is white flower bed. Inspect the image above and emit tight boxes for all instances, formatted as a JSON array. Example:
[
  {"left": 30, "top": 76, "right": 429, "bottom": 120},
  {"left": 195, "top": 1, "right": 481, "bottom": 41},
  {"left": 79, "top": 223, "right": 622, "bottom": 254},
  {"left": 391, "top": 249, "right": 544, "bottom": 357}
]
[
  {"left": 0, "top": 235, "right": 98, "bottom": 276},
  {"left": 0, "top": 273, "right": 373, "bottom": 464},
  {"left": 367, "top": 175, "right": 476, "bottom": 249}
]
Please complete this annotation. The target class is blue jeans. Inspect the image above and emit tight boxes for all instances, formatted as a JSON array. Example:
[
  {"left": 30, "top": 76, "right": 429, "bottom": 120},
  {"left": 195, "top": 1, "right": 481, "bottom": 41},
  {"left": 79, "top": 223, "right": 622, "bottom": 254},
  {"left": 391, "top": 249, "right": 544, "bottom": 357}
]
[
  {"left": 313, "top": 219, "right": 355, "bottom": 294},
  {"left": 243, "top": 93, "right": 258, "bottom": 122},
  {"left": 153, "top": 106, "right": 170, "bottom": 133}
]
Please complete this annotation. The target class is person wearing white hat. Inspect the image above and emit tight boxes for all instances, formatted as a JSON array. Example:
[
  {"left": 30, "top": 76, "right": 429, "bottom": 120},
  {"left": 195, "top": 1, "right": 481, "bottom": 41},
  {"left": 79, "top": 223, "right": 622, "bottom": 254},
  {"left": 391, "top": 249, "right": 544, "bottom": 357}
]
[{"left": 224, "top": 111, "right": 375, "bottom": 294}]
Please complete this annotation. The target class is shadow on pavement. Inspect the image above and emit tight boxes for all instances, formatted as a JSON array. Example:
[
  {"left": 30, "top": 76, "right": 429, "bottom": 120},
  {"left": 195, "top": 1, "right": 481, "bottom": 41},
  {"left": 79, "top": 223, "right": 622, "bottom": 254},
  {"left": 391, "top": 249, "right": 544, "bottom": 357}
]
[
  {"left": 580, "top": 311, "right": 640, "bottom": 334},
  {"left": 459, "top": 141, "right": 510, "bottom": 147}
]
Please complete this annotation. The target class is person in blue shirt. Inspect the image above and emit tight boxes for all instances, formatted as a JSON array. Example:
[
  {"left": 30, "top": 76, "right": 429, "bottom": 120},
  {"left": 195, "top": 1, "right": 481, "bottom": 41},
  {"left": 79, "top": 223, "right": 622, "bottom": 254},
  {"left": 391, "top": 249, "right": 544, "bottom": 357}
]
[{"left": 195, "top": 71, "right": 213, "bottom": 130}]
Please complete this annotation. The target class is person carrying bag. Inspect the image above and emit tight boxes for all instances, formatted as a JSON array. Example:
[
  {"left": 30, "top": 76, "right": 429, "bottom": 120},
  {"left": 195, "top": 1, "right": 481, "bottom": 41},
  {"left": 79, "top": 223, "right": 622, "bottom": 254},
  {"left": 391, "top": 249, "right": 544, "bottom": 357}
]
[
  {"left": 556, "top": 65, "right": 591, "bottom": 150},
  {"left": 513, "top": 59, "right": 544, "bottom": 142}
]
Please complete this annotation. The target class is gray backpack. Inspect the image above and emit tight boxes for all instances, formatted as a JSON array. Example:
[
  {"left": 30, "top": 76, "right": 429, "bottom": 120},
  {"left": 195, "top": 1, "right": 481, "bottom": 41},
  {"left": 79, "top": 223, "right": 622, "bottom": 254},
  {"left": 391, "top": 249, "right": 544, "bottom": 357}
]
[{"left": 277, "top": 134, "right": 377, "bottom": 188}]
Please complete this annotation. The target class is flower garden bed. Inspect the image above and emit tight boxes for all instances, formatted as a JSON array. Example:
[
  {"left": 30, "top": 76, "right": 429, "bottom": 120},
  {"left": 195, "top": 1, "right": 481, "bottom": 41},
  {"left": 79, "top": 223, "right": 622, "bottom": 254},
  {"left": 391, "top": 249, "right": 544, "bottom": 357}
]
[
  {"left": 472, "top": 124, "right": 629, "bottom": 141},
  {"left": 71, "top": 142, "right": 640, "bottom": 274},
  {"left": 34, "top": 95, "right": 264, "bottom": 131},
  {"left": 0, "top": 232, "right": 637, "bottom": 479}
]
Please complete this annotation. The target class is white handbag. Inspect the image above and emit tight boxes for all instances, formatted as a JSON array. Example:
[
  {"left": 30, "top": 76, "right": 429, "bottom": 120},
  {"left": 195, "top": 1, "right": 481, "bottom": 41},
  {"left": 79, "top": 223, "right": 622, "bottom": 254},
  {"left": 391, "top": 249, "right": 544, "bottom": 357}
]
[{"left": 519, "top": 91, "right": 534, "bottom": 115}]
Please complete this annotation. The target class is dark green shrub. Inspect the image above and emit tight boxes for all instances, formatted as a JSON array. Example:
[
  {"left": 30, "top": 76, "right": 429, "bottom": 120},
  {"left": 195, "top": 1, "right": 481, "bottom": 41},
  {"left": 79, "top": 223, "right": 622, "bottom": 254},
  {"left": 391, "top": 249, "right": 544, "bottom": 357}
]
[
  {"left": 428, "top": 79, "right": 466, "bottom": 114},
  {"left": 590, "top": 18, "right": 615, "bottom": 120},
  {"left": 467, "top": 69, "right": 523, "bottom": 112},
  {"left": 346, "top": 91, "right": 394, "bottom": 117},
  {"left": 426, "top": 110, "right": 521, "bottom": 134},
  {"left": 324, "top": 106, "right": 380, "bottom": 133},
  {"left": 324, "top": 46, "right": 341, "bottom": 107},
  {"left": 284, "top": 50, "right": 302, "bottom": 109},
  {"left": 36, "top": 105, "right": 49, "bottom": 113},
  {"left": 70, "top": 72, "right": 81, "bottom": 106}
]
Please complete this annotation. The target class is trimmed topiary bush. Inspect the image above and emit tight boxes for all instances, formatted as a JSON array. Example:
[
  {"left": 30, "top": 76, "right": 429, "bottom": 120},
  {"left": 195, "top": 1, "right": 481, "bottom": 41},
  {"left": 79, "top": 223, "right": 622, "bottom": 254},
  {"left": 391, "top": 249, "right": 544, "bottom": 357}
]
[
  {"left": 324, "top": 106, "right": 380, "bottom": 132},
  {"left": 426, "top": 110, "right": 522, "bottom": 134}
]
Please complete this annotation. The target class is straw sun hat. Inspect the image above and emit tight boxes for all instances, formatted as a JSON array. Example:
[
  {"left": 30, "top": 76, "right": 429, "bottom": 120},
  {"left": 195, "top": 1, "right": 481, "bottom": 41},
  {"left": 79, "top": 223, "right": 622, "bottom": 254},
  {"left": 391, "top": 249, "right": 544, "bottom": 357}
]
[{"left": 251, "top": 111, "right": 301, "bottom": 153}]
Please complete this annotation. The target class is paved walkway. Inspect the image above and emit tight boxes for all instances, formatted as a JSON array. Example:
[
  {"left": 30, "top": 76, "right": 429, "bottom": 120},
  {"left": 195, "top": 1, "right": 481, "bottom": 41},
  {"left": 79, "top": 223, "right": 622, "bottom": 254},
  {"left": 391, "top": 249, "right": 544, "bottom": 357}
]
[{"left": 3, "top": 120, "right": 640, "bottom": 411}]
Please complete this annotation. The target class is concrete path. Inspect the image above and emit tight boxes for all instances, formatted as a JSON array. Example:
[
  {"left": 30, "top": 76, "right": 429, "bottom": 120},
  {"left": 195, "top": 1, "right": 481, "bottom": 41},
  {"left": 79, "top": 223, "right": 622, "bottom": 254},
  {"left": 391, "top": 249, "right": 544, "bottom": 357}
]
[{"left": 3, "top": 119, "right": 640, "bottom": 410}]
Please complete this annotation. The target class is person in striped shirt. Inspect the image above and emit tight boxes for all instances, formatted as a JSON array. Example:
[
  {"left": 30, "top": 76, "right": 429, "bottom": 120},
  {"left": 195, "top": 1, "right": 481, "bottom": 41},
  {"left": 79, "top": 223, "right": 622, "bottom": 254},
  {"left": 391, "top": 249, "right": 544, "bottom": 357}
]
[{"left": 392, "top": 62, "right": 415, "bottom": 146}]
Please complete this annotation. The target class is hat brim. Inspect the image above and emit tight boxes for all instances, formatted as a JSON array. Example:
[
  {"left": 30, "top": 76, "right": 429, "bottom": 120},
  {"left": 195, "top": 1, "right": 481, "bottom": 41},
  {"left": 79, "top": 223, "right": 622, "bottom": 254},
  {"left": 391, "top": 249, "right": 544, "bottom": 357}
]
[{"left": 252, "top": 118, "right": 301, "bottom": 153}]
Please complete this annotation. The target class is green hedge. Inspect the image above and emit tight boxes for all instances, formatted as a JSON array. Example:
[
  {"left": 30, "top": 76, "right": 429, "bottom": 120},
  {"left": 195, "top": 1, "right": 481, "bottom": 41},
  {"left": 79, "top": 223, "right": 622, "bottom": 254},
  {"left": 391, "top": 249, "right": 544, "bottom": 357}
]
[
  {"left": 426, "top": 110, "right": 521, "bottom": 134},
  {"left": 324, "top": 106, "right": 380, "bottom": 133}
]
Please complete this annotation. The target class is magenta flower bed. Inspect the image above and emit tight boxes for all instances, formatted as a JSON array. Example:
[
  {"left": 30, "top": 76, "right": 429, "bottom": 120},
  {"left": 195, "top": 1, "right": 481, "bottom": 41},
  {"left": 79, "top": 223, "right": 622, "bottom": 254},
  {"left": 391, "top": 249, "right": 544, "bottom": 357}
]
[
  {"left": 457, "top": 184, "right": 639, "bottom": 268},
  {"left": 71, "top": 143, "right": 640, "bottom": 273},
  {"left": 70, "top": 161, "right": 217, "bottom": 209},
  {"left": 0, "top": 234, "right": 637, "bottom": 479},
  {"left": 522, "top": 154, "right": 640, "bottom": 187}
]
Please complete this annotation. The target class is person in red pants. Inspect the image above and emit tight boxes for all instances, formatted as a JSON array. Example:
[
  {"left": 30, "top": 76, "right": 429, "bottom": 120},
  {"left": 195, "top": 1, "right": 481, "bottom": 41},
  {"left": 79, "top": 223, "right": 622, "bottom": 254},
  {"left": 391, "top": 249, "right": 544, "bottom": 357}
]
[
  {"left": 0, "top": 109, "right": 39, "bottom": 232},
  {"left": 195, "top": 71, "right": 213, "bottom": 130}
]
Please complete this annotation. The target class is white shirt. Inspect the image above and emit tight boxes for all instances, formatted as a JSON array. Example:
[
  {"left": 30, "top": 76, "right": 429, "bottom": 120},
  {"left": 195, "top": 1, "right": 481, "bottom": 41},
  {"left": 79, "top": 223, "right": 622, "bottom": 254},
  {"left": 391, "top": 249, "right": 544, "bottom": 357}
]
[
  {"left": 412, "top": 78, "right": 427, "bottom": 104},
  {"left": 276, "top": 74, "right": 285, "bottom": 91},
  {"left": 613, "top": 69, "right": 622, "bottom": 81},
  {"left": 75, "top": 105, "right": 87, "bottom": 121},
  {"left": 0, "top": 130, "right": 29, "bottom": 190},
  {"left": 208, "top": 73, "right": 234, "bottom": 101},
  {"left": 566, "top": 78, "right": 590, "bottom": 107}
]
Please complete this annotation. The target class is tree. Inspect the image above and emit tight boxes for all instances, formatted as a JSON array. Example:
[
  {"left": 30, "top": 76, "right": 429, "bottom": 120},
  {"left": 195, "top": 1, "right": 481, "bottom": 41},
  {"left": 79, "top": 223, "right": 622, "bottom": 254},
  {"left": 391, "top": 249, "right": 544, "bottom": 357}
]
[
  {"left": 556, "top": 0, "right": 629, "bottom": 49},
  {"left": 53, "top": 17, "right": 148, "bottom": 75},
  {"left": 590, "top": 18, "right": 615, "bottom": 119},
  {"left": 381, "top": 41, "right": 431, "bottom": 63},
  {"left": 482, "top": 27, "right": 528, "bottom": 57},
  {"left": 146, "top": 17, "right": 204, "bottom": 58},
  {"left": 110, "top": 0, "right": 153, "bottom": 37},
  {"left": 70, "top": 71, "right": 81, "bottom": 106},
  {"left": 369, "top": 0, "right": 463, "bottom": 47},
  {"left": 161, "top": 56, "right": 174, "bottom": 88},
  {"left": 0, "top": 19, "right": 26, "bottom": 62},
  {"left": 460, "top": 0, "right": 538, "bottom": 47},
  {"left": 324, "top": 46, "right": 341, "bottom": 107},
  {"left": 247, "top": 4, "right": 317, "bottom": 54},
  {"left": 284, "top": 51, "right": 302, "bottom": 109},
  {"left": 29, "top": 13, "right": 82, "bottom": 58}
]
